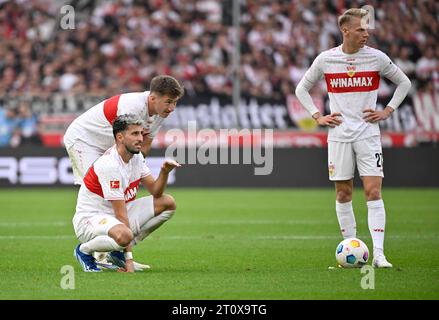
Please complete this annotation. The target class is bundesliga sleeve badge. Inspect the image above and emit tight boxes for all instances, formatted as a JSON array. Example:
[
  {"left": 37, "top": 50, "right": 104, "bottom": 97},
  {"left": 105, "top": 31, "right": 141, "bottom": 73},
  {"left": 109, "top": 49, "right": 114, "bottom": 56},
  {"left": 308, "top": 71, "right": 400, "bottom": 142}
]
[{"left": 110, "top": 180, "right": 120, "bottom": 189}]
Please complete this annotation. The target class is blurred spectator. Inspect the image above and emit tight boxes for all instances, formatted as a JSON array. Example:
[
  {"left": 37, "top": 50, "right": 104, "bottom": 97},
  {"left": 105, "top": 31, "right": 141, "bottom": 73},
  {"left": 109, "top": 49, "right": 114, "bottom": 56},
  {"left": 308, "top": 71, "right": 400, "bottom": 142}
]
[
  {"left": 0, "top": 0, "right": 437, "bottom": 126},
  {"left": 17, "top": 101, "right": 42, "bottom": 146},
  {"left": 433, "top": 63, "right": 439, "bottom": 93},
  {"left": 416, "top": 47, "right": 437, "bottom": 81},
  {"left": 395, "top": 47, "right": 416, "bottom": 80},
  {"left": 0, "top": 106, "right": 20, "bottom": 147}
]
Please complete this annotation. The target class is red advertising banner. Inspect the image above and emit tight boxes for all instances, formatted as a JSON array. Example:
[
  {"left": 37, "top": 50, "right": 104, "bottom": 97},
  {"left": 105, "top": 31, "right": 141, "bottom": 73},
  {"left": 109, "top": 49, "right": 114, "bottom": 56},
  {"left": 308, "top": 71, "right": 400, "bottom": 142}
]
[{"left": 11, "top": 91, "right": 439, "bottom": 148}]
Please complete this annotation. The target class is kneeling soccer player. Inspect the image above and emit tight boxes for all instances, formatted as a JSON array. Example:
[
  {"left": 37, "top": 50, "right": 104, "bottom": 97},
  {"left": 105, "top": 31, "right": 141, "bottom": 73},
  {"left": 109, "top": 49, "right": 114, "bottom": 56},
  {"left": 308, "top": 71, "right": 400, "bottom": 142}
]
[{"left": 72, "top": 114, "right": 180, "bottom": 272}]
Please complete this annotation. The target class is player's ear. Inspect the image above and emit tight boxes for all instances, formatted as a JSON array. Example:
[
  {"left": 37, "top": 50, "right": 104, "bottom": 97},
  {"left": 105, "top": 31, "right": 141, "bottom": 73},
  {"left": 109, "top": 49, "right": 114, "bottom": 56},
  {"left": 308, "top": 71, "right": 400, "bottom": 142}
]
[{"left": 115, "top": 131, "right": 124, "bottom": 143}]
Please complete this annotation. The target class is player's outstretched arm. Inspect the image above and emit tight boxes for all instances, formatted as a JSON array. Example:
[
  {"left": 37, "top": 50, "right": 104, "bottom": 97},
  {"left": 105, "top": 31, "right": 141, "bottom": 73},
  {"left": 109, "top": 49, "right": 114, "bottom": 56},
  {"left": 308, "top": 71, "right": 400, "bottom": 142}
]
[{"left": 141, "top": 159, "right": 181, "bottom": 197}]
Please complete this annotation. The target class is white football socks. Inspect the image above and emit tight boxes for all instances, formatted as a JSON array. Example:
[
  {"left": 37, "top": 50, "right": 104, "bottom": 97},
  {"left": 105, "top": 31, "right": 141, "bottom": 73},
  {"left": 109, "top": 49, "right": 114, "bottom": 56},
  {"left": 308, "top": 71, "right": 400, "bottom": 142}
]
[
  {"left": 367, "top": 199, "right": 386, "bottom": 257},
  {"left": 336, "top": 200, "right": 357, "bottom": 239},
  {"left": 80, "top": 235, "right": 125, "bottom": 255},
  {"left": 131, "top": 210, "right": 175, "bottom": 246}
]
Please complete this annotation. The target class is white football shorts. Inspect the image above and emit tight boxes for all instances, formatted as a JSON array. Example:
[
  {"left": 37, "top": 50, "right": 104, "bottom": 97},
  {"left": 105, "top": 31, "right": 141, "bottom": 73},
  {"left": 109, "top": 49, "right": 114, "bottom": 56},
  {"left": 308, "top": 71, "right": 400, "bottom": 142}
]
[
  {"left": 73, "top": 196, "right": 155, "bottom": 243},
  {"left": 65, "top": 140, "right": 103, "bottom": 185},
  {"left": 327, "top": 136, "right": 384, "bottom": 181}
]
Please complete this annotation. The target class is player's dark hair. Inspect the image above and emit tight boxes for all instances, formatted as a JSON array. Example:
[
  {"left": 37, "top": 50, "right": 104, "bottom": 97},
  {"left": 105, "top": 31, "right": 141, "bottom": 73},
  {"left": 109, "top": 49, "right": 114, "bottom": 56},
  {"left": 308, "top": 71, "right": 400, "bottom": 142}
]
[
  {"left": 113, "top": 114, "right": 144, "bottom": 139},
  {"left": 149, "top": 75, "right": 184, "bottom": 99}
]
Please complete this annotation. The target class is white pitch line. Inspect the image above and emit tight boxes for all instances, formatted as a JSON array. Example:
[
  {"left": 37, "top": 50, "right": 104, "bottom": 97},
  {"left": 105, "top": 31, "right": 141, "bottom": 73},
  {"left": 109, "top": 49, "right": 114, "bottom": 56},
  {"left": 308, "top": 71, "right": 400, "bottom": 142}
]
[
  {"left": 0, "top": 222, "right": 69, "bottom": 227},
  {"left": 175, "top": 220, "right": 334, "bottom": 225},
  {"left": 0, "top": 220, "right": 333, "bottom": 227},
  {"left": 0, "top": 235, "right": 73, "bottom": 240},
  {"left": 0, "top": 234, "right": 438, "bottom": 240},
  {"left": 1, "top": 219, "right": 437, "bottom": 227},
  {"left": 154, "top": 235, "right": 439, "bottom": 240}
]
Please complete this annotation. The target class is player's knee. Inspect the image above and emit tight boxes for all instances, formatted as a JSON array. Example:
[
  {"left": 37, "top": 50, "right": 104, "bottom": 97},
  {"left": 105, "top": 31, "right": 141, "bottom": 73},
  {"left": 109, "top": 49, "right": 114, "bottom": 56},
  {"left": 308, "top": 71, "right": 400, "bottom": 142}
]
[
  {"left": 153, "top": 194, "right": 176, "bottom": 216},
  {"left": 366, "top": 188, "right": 381, "bottom": 201},
  {"left": 336, "top": 189, "right": 352, "bottom": 202},
  {"left": 114, "top": 228, "right": 134, "bottom": 247},
  {"left": 156, "top": 194, "right": 176, "bottom": 212},
  {"left": 164, "top": 194, "right": 176, "bottom": 211}
]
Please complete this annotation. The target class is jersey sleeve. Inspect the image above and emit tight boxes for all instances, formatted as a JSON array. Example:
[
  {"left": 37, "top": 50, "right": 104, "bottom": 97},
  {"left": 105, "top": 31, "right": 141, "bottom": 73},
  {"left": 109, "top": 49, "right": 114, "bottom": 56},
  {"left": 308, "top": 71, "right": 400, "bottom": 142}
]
[
  {"left": 95, "top": 161, "right": 125, "bottom": 201},
  {"left": 377, "top": 51, "right": 400, "bottom": 79},
  {"left": 377, "top": 51, "right": 412, "bottom": 110},
  {"left": 139, "top": 156, "right": 152, "bottom": 178},
  {"left": 295, "top": 53, "right": 325, "bottom": 116},
  {"left": 117, "top": 92, "right": 147, "bottom": 119},
  {"left": 302, "top": 53, "right": 325, "bottom": 85}
]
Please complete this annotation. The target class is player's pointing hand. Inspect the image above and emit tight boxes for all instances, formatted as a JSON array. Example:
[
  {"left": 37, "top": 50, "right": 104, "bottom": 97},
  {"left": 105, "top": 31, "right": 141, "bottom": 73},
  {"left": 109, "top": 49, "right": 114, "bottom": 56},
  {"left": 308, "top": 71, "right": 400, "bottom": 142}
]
[{"left": 162, "top": 159, "right": 181, "bottom": 173}]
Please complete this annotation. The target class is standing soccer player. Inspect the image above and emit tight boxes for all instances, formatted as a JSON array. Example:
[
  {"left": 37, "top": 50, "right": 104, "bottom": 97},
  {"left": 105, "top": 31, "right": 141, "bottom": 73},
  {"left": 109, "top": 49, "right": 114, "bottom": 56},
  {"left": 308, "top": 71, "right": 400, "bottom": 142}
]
[
  {"left": 295, "top": 8, "right": 411, "bottom": 268},
  {"left": 64, "top": 75, "right": 184, "bottom": 269},
  {"left": 73, "top": 114, "right": 180, "bottom": 272}
]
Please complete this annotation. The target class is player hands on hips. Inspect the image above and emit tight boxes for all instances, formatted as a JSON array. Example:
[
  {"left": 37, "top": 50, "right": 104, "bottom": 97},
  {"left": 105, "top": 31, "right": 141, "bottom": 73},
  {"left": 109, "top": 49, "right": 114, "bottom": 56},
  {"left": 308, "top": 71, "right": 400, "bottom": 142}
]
[
  {"left": 295, "top": 9, "right": 411, "bottom": 268},
  {"left": 72, "top": 114, "right": 181, "bottom": 272}
]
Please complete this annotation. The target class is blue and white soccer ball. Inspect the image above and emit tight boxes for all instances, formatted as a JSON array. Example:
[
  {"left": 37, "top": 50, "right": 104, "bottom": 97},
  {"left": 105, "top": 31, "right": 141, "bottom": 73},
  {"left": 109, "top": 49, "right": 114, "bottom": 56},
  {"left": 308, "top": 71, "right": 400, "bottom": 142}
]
[{"left": 335, "top": 238, "right": 369, "bottom": 268}]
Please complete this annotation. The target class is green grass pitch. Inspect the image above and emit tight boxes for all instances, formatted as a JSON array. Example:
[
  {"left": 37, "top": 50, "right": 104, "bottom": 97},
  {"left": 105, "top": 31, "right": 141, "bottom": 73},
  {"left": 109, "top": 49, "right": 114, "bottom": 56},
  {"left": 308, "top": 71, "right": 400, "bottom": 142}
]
[{"left": 0, "top": 188, "right": 438, "bottom": 299}]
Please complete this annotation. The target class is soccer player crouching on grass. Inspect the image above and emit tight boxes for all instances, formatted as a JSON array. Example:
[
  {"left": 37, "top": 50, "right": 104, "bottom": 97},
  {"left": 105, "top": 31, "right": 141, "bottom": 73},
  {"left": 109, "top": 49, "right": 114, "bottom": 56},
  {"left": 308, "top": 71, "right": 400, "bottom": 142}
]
[
  {"left": 64, "top": 75, "right": 184, "bottom": 270},
  {"left": 295, "top": 8, "right": 411, "bottom": 268},
  {"left": 72, "top": 114, "right": 180, "bottom": 272}
]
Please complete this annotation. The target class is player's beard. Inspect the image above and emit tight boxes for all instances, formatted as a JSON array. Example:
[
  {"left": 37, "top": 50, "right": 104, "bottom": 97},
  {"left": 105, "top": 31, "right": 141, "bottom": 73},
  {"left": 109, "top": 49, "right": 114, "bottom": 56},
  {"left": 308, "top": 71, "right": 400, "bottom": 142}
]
[{"left": 125, "top": 143, "right": 141, "bottom": 155}]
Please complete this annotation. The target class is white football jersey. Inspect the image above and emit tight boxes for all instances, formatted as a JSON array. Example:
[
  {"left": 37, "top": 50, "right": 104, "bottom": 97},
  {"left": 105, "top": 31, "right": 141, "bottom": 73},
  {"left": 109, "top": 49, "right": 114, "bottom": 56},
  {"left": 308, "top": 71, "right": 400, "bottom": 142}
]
[
  {"left": 75, "top": 145, "right": 151, "bottom": 217},
  {"left": 301, "top": 45, "right": 403, "bottom": 142},
  {"left": 64, "top": 91, "right": 164, "bottom": 151}
]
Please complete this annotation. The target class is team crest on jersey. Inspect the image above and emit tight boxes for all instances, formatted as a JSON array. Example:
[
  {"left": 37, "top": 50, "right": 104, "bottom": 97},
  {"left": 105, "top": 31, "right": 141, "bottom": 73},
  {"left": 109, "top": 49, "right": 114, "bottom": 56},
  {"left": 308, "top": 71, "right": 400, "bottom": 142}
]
[
  {"left": 110, "top": 180, "right": 120, "bottom": 189},
  {"left": 346, "top": 65, "right": 356, "bottom": 77},
  {"left": 99, "top": 218, "right": 107, "bottom": 225},
  {"left": 328, "top": 163, "right": 335, "bottom": 177}
]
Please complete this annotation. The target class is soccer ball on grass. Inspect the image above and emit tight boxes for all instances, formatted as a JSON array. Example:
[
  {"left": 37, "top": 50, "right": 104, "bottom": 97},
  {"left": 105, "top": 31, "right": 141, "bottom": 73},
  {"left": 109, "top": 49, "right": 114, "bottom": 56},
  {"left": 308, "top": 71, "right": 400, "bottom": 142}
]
[{"left": 335, "top": 238, "right": 369, "bottom": 268}]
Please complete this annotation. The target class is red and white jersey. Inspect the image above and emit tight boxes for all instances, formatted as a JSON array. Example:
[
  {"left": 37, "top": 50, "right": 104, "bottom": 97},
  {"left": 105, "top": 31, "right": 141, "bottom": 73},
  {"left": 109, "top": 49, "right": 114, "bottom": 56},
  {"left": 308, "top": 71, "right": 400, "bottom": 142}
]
[
  {"left": 64, "top": 91, "right": 164, "bottom": 151},
  {"left": 301, "top": 45, "right": 403, "bottom": 142},
  {"left": 75, "top": 145, "right": 151, "bottom": 217}
]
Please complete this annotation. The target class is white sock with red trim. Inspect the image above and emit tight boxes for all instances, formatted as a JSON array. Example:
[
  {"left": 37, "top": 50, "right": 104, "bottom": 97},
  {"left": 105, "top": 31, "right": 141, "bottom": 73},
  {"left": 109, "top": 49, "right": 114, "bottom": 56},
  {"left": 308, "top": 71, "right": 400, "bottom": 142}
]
[
  {"left": 367, "top": 199, "right": 386, "bottom": 257},
  {"left": 336, "top": 200, "right": 356, "bottom": 239}
]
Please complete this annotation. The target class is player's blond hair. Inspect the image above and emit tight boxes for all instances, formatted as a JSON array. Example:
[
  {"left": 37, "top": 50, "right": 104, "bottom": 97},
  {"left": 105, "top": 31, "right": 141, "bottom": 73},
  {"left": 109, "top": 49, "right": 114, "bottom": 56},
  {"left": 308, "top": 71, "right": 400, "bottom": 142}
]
[{"left": 338, "top": 8, "right": 369, "bottom": 28}]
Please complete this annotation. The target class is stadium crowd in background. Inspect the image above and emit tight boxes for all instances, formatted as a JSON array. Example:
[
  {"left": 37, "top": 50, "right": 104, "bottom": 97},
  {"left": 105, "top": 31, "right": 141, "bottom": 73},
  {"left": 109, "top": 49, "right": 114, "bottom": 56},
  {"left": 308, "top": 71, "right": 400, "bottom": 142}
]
[
  {"left": 0, "top": 0, "right": 438, "bottom": 146},
  {"left": 0, "top": 101, "right": 40, "bottom": 147},
  {"left": 0, "top": 0, "right": 437, "bottom": 98}
]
